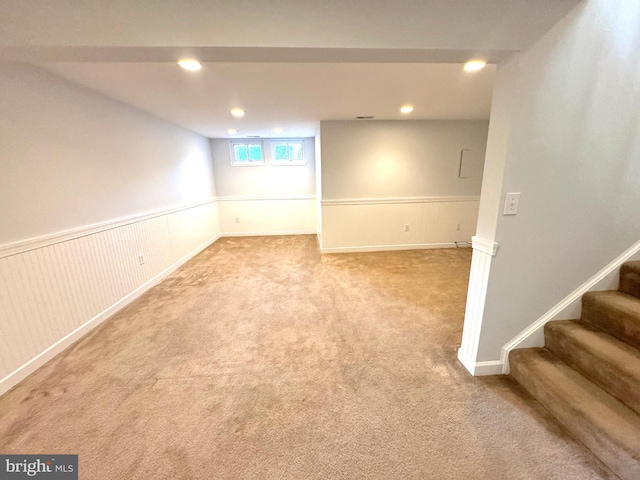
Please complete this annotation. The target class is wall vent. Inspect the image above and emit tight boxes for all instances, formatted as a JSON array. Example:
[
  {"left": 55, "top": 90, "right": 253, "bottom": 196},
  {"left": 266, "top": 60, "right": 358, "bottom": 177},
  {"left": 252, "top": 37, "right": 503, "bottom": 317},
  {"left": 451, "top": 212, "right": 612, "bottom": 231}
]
[
  {"left": 356, "top": 116, "right": 375, "bottom": 120},
  {"left": 246, "top": 135, "right": 261, "bottom": 138}
]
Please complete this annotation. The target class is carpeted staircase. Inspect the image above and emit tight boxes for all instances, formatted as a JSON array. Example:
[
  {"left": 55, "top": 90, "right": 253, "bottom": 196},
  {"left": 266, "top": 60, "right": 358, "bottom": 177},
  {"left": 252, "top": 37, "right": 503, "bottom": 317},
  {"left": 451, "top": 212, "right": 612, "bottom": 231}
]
[{"left": 509, "top": 261, "right": 640, "bottom": 480}]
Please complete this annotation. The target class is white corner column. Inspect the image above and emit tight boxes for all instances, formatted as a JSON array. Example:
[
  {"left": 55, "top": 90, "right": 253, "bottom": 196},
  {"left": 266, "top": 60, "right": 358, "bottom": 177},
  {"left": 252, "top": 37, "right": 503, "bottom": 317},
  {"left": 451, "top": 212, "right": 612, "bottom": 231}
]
[
  {"left": 458, "top": 236, "right": 501, "bottom": 375},
  {"left": 457, "top": 56, "right": 519, "bottom": 376}
]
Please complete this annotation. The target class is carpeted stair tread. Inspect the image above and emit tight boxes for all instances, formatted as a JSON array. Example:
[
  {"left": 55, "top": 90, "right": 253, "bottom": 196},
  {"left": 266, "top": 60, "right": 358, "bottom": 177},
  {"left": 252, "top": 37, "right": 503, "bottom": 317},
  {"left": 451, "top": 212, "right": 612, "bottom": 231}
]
[
  {"left": 510, "top": 347, "right": 640, "bottom": 480},
  {"left": 582, "top": 291, "right": 640, "bottom": 350},
  {"left": 621, "top": 261, "right": 640, "bottom": 299},
  {"left": 545, "top": 320, "right": 640, "bottom": 416}
]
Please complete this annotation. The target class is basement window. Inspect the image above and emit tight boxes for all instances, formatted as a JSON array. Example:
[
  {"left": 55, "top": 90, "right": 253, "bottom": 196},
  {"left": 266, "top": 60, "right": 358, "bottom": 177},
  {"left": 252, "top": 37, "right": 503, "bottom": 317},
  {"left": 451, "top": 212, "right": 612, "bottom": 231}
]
[
  {"left": 230, "top": 141, "right": 265, "bottom": 166},
  {"left": 271, "top": 140, "right": 305, "bottom": 166}
]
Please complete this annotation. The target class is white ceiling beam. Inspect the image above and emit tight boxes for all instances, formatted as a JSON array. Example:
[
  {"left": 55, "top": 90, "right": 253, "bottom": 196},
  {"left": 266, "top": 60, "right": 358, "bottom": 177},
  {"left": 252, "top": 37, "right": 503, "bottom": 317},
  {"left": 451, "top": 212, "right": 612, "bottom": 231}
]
[
  {"left": 0, "top": 0, "right": 582, "bottom": 53},
  {"left": 0, "top": 46, "right": 515, "bottom": 64}
]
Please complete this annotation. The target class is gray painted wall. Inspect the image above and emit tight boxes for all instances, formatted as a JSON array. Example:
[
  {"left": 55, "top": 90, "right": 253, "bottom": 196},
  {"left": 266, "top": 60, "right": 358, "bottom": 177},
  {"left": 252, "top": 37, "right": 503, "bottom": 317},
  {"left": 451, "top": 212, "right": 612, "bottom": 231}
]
[
  {"left": 0, "top": 63, "right": 215, "bottom": 245},
  {"left": 475, "top": 0, "right": 640, "bottom": 361},
  {"left": 210, "top": 137, "right": 315, "bottom": 198},
  {"left": 320, "top": 120, "right": 489, "bottom": 200}
]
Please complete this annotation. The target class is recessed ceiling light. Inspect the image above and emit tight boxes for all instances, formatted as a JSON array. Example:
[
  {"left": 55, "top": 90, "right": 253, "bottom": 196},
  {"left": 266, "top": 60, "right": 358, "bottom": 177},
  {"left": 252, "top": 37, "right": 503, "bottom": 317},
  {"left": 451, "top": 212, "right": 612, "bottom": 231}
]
[
  {"left": 274, "top": 128, "right": 284, "bottom": 134},
  {"left": 227, "top": 129, "right": 237, "bottom": 135},
  {"left": 177, "top": 59, "right": 202, "bottom": 71},
  {"left": 230, "top": 108, "right": 246, "bottom": 118},
  {"left": 464, "top": 60, "right": 487, "bottom": 72},
  {"left": 400, "top": 105, "right": 414, "bottom": 114}
]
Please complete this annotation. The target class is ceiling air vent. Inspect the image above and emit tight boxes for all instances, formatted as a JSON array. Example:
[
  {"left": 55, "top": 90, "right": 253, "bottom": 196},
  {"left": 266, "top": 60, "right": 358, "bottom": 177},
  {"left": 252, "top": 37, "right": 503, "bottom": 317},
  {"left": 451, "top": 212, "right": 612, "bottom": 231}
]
[
  {"left": 246, "top": 135, "right": 261, "bottom": 138},
  {"left": 356, "top": 116, "right": 375, "bottom": 120}
]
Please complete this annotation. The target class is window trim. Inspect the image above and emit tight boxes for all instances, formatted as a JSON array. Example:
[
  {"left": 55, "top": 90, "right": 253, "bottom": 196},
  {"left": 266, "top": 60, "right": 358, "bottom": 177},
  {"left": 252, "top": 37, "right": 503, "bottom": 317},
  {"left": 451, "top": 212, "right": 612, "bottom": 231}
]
[
  {"left": 229, "top": 140, "right": 266, "bottom": 166},
  {"left": 270, "top": 140, "right": 306, "bottom": 166}
]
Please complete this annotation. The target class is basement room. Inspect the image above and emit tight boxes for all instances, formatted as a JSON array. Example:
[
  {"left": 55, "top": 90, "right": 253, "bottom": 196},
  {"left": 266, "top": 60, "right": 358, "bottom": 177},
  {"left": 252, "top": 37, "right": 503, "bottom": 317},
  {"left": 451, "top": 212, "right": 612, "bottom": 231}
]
[{"left": 2, "top": 1, "right": 640, "bottom": 479}]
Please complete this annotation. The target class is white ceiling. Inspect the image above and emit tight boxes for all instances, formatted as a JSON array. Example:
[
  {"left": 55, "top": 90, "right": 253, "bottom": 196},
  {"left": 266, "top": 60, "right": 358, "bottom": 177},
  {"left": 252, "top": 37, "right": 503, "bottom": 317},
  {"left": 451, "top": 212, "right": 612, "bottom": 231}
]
[
  {"left": 2, "top": 0, "right": 582, "bottom": 139},
  {"left": 41, "top": 62, "right": 496, "bottom": 138}
]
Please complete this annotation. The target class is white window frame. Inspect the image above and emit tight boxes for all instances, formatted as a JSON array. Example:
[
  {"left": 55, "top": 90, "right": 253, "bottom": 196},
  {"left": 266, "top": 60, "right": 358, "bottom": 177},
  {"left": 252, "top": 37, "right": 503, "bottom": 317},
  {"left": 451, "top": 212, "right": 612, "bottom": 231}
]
[
  {"left": 270, "top": 140, "right": 306, "bottom": 166},
  {"left": 230, "top": 140, "right": 265, "bottom": 166}
]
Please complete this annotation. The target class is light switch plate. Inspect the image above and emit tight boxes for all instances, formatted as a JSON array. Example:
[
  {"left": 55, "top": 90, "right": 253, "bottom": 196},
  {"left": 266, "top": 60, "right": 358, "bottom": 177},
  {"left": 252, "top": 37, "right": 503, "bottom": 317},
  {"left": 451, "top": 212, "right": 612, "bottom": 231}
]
[{"left": 503, "top": 192, "right": 520, "bottom": 215}]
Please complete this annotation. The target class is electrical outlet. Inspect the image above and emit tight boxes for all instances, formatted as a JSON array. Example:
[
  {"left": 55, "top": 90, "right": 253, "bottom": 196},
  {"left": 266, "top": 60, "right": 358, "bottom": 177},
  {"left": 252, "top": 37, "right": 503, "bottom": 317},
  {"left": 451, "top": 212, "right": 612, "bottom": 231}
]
[
  {"left": 456, "top": 223, "right": 461, "bottom": 231},
  {"left": 404, "top": 224, "right": 410, "bottom": 232},
  {"left": 138, "top": 254, "right": 144, "bottom": 265},
  {"left": 235, "top": 217, "right": 240, "bottom": 224}
]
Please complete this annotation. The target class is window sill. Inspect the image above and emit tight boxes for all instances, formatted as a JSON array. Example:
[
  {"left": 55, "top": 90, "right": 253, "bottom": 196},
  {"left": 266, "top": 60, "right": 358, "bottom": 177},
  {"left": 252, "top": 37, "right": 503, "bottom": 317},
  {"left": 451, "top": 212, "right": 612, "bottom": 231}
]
[
  {"left": 230, "top": 162, "right": 266, "bottom": 167},
  {"left": 270, "top": 161, "right": 307, "bottom": 166}
]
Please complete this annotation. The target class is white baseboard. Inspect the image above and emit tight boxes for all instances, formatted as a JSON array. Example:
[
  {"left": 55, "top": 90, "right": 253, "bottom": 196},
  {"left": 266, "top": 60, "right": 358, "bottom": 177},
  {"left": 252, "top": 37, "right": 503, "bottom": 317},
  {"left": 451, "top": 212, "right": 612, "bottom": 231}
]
[
  {"left": 220, "top": 230, "right": 317, "bottom": 237},
  {"left": 0, "top": 233, "right": 221, "bottom": 397},
  {"left": 457, "top": 348, "right": 503, "bottom": 376},
  {"left": 320, "top": 242, "right": 471, "bottom": 254},
  {"left": 474, "top": 361, "right": 504, "bottom": 376},
  {"left": 500, "top": 238, "right": 640, "bottom": 374},
  {"left": 217, "top": 195, "right": 316, "bottom": 202}
]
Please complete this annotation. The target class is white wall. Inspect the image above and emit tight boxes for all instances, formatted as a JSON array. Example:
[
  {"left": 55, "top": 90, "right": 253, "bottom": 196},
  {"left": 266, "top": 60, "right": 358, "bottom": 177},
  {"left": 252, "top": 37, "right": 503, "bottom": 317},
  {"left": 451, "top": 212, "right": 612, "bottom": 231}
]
[
  {"left": 320, "top": 120, "right": 488, "bottom": 251},
  {"left": 0, "top": 63, "right": 216, "bottom": 245},
  {"left": 210, "top": 137, "right": 316, "bottom": 235},
  {"left": 466, "top": 0, "right": 640, "bottom": 365},
  {"left": 0, "top": 64, "right": 221, "bottom": 394}
]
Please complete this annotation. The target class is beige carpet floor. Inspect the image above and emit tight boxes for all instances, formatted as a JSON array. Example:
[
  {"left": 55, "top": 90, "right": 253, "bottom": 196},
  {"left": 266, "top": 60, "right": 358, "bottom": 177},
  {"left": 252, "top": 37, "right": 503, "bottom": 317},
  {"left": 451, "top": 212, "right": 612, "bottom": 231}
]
[{"left": 0, "top": 235, "right": 615, "bottom": 479}]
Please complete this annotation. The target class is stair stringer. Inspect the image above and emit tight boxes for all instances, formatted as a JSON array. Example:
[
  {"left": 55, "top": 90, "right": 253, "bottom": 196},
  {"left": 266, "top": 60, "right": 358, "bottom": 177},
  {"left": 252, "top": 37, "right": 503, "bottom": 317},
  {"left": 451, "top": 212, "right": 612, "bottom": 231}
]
[{"left": 500, "top": 239, "right": 640, "bottom": 374}]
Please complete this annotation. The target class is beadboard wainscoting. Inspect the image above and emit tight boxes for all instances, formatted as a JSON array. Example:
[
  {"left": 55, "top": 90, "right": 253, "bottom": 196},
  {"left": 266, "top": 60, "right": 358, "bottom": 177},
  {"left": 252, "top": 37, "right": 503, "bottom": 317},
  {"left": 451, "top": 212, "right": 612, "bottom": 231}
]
[
  {"left": 319, "top": 197, "right": 480, "bottom": 253},
  {"left": 217, "top": 196, "right": 317, "bottom": 236},
  {"left": 0, "top": 200, "right": 220, "bottom": 395}
]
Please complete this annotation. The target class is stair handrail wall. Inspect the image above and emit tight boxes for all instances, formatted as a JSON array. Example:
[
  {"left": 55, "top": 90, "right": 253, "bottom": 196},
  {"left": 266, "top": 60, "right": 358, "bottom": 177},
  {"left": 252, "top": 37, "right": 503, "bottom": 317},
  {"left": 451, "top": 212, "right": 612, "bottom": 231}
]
[{"left": 500, "top": 238, "right": 640, "bottom": 374}]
